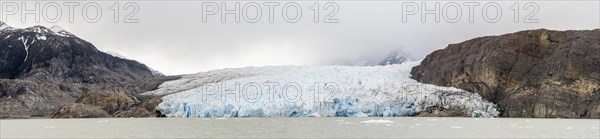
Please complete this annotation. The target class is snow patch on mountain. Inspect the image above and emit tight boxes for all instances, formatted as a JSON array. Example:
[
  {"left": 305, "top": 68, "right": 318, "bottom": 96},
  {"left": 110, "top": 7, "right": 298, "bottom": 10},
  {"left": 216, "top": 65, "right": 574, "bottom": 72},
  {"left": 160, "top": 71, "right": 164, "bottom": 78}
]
[
  {"left": 0, "top": 21, "right": 12, "bottom": 31},
  {"left": 0, "top": 22, "right": 74, "bottom": 37},
  {"left": 105, "top": 51, "right": 129, "bottom": 60},
  {"left": 18, "top": 36, "right": 31, "bottom": 62},
  {"left": 38, "top": 35, "right": 47, "bottom": 40},
  {"left": 152, "top": 61, "right": 499, "bottom": 118},
  {"left": 50, "top": 25, "right": 66, "bottom": 33},
  {"left": 49, "top": 25, "right": 74, "bottom": 37}
]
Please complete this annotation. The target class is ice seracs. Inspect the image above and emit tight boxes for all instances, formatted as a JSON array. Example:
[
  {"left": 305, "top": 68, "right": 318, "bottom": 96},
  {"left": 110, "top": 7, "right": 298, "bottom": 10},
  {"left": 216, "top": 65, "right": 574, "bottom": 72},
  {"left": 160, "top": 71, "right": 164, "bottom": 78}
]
[{"left": 152, "top": 61, "right": 500, "bottom": 118}]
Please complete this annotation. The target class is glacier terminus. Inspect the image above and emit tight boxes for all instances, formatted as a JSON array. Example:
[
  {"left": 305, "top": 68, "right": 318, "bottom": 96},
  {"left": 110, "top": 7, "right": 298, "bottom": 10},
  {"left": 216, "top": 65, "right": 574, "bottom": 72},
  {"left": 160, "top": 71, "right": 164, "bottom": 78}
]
[{"left": 143, "top": 61, "right": 499, "bottom": 118}]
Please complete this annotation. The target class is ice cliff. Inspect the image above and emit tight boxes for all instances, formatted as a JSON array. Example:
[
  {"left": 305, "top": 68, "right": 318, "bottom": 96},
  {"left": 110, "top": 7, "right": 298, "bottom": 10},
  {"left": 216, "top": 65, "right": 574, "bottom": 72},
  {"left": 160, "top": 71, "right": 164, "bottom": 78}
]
[{"left": 152, "top": 61, "right": 499, "bottom": 118}]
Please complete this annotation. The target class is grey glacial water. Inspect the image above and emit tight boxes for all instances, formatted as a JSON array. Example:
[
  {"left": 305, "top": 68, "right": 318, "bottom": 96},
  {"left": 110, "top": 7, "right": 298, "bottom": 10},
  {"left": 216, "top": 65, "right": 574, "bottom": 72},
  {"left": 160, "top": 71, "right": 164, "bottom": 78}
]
[{"left": 1, "top": 117, "right": 599, "bottom": 138}]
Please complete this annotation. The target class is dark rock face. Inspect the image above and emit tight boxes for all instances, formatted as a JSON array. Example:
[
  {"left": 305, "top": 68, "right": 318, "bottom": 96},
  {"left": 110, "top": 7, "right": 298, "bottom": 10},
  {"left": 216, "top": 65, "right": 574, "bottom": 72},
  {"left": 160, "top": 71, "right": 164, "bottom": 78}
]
[
  {"left": 411, "top": 29, "right": 600, "bottom": 118},
  {"left": 114, "top": 98, "right": 164, "bottom": 118},
  {"left": 51, "top": 103, "right": 112, "bottom": 118},
  {"left": 416, "top": 106, "right": 469, "bottom": 117},
  {"left": 75, "top": 91, "right": 136, "bottom": 114},
  {"left": 0, "top": 22, "right": 163, "bottom": 118},
  {"left": 0, "top": 26, "right": 154, "bottom": 83}
]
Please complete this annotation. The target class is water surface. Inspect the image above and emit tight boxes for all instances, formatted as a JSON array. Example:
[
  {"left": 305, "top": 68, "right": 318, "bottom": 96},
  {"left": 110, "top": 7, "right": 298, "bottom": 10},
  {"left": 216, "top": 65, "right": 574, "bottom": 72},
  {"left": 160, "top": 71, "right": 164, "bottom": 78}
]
[{"left": 1, "top": 117, "right": 599, "bottom": 138}]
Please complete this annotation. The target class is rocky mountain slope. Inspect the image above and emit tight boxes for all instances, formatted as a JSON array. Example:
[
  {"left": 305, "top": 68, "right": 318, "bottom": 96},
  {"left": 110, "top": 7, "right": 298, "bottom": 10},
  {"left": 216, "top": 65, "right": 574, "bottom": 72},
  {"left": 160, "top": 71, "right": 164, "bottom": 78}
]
[
  {"left": 411, "top": 29, "right": 600, "bottom": 118},
  {"left": 0, "top": 22, "right": 171, "bottom": 118}
]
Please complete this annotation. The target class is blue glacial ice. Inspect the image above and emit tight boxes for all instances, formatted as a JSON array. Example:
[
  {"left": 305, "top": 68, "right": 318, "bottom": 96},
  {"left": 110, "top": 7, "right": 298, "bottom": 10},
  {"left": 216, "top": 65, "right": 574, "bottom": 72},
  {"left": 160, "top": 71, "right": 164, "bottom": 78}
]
[{"left": 150, "top": 61, "right": 499, "bottom": 118}]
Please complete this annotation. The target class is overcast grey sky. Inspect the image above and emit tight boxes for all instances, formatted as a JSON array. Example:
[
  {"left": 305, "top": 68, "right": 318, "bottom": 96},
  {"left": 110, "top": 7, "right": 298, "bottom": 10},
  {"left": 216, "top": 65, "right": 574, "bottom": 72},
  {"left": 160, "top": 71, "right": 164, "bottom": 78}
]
[{"left": 2, "top": 1, "right": 599, "bottom": 75}]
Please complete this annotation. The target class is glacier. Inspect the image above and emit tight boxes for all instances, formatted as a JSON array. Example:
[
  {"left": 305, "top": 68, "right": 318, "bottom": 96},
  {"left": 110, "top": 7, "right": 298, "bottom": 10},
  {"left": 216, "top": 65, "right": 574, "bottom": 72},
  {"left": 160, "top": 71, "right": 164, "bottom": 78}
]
[{"left": 150, "top": 61, "right": 499, "bottom": 118}]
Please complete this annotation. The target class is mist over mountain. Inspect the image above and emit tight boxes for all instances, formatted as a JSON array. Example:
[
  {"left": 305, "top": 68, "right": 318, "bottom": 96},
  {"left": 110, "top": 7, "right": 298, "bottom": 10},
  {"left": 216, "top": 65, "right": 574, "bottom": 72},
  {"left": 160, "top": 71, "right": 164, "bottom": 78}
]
[{"left": 327, "top": 49, "right": 416, "bottom": 66}]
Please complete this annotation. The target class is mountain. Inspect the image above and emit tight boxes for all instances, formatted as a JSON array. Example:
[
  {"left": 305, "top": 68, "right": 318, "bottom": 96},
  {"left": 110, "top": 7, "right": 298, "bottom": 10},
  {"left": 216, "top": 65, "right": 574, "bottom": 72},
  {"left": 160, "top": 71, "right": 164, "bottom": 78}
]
[
  {"left": 0, "top": 22, "right": 167, "bottom": 118},
  {"left": 0, "top": 22, "right": 11, "bottom": 30},
  {"left": 411, "top": 29, "right": 600, "bottom": 118},
  {"left": 377, "top": 50, "right": 413, "bottom": 66},
  {"left": 105, "top": 51, "right": 164, "bottom": 76},
  {"left": 141, "top": 61, "right": 498, "bottom": 118},
  {"left": 0, "top": 24, "right": 154, "bottom": 82},
  {"left": 328, "top": 49, "right": 414, "bottom": 66}
]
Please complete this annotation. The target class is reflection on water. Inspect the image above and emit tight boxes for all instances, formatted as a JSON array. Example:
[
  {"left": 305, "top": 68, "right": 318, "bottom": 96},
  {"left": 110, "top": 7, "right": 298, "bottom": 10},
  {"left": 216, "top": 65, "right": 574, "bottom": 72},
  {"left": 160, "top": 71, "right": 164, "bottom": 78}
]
[{"left": 1, "top": 117, "right": 599, "bottom": 138}]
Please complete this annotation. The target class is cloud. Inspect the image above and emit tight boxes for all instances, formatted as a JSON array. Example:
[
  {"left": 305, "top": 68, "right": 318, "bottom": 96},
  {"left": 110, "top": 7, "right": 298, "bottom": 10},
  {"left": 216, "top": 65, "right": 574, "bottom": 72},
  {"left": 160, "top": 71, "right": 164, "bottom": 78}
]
[{"left": 2, "top": 1, "right": 598, "bottom": 75}]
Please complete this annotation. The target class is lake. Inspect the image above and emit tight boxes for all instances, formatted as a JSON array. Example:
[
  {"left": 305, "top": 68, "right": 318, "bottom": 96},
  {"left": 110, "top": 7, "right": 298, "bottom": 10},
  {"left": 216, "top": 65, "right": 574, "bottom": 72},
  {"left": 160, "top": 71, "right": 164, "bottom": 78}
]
[{"left": 1, "top": 117, "right": 599, "bottom": 138}]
